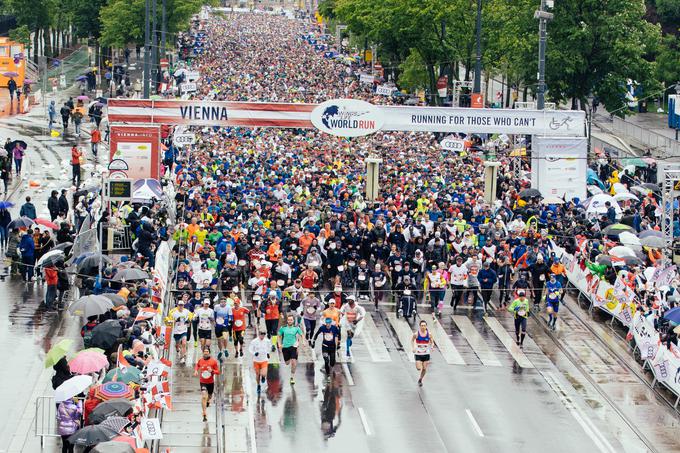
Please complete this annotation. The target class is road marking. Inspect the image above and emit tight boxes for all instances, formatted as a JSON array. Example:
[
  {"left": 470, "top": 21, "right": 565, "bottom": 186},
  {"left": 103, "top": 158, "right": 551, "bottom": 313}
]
[
  {"left": 465, "top": 409, "right": 484, "bottom": 437},
  {"left": 385, "top": 313, "right": 415, "bottom": 362},
  {"left": 452, "top": 316, "right": 502, "bottom": 367},
  {"left": 360, "top": 312, "right": 392, "bottom": 362},
  {"left": 416, "top": 314, "right": 466, "bottom": 365},
  {"left": 543, "top": 372, "right": 617, "bottom": 453},
  {"left": 483, "top": 317, "right": 534, "bottom": 368},
  {"left": 357, "top": 407, "right": 372, "bottom": 436},
  {"left": 242, "top": 364, "right": 259, "bottom": 453},
  {"left": 342, "top": 362, "right": 355, "bottom": 386}
]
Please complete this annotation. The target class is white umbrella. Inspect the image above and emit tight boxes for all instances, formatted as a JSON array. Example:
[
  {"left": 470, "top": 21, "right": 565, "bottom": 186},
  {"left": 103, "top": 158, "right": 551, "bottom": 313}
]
[
  {"left": 613, "top": 192, "right": 639, "bottom": 202},
  {"left": 587, "top": 185, "right": 604, "bottom": 195},
  {"left": 630, "top": 185, "right": 652, "bottom": 195},
  {"left": 37, "top": 249, "right": 65, "bottom": 267},
  {"left": 586, "top": 194, "right": 622, "bottom": 215},
  {"left": 68, "top": 295, "right": 114, "bottom": 318},
  {"left": 609, "top": 246, "right": 636, "bottom": 258},
  {"left": 55, "top": 375, "right": 93, "bottom": 403},
  {"left": 612, "top": 182, "right": 628, "bottom": 194},
  {"left": 618, "top": 231, "right": 641, "bottom": 249}
]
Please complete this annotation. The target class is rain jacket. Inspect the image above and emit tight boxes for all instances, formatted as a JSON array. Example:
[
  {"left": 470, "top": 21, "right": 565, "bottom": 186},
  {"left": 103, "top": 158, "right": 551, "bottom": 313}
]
[
  {"left": 56, "top": 399, "right": 82, "bottom": 436},
  {"left": 19, "top": 233, "right": 35, "bottom": 258}
]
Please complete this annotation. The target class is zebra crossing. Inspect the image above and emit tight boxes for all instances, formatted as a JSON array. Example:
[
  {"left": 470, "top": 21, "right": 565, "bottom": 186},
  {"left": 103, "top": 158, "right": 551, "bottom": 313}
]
[{"left": 215, "top": 310, "right": 536, "bottom": 370}]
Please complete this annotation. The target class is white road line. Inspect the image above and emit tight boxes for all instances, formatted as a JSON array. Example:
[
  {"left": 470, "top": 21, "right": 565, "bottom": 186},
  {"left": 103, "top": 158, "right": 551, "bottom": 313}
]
[
  {"left": 544, "top": 372, "right": 617, "bottom": 453},
  {"left": 452, "top": 316, "right": 502, "bottom": 367},
  {"left": 484, "top": 317, "right": 534, "bottom": 368},
  {"left": 360, "top": 312, "right": 392, "bottom": 362},
  {"left": 342, "top": 362, "right": 355, "bottom": 386},
  {"left": 242, "top": 364, "right": 258, "bottom": 453},
  {"left": 385, "top": 312, "right": 416, "bottom": 362},
  {"left": 357, "top": 407, "right": 372, "bottom": 436},
  {"left": 416, "top": 314, "right": 466, "bottom": 365},
  {"left": 465, "top": 409, "right": 485, "bottom": 437}
]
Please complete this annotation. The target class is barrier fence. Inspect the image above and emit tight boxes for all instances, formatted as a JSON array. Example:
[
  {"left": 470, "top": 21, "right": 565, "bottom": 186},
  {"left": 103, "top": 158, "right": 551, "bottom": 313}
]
[{"left": 552, "top": 242, "right": 680, "bottom": 408}]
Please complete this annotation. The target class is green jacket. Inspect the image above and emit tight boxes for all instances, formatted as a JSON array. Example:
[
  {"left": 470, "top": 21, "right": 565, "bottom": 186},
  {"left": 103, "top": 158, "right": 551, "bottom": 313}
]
[{"left": 507, "top": 298, "right": 530, "bottom": 318}]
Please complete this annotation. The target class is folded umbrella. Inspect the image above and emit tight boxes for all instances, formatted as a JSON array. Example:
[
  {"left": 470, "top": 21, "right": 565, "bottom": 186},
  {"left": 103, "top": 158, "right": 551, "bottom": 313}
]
[
  {"left": 8, "top": 216, "right": 35, "bottom": 230},
  {"left": 93, "top": 381, "right": 134, "bottom": 401},
  {"left": 102, "top": 293, "right": 127, "bottom": 307},
  {"left": 68, "top": 295, "right": 114, "bottom": 318},
  {"left": 69, "top": 425, "right": 118, "bottom": 447},
  {"left": 34, "top": 218, "right": 60, "bottom": 230},
  {"left": 69, "top": 350, "right": 108, "bottom": 374},
  {"left": 54, "top": 375, "right": 93, "bottom": 403},
  {"left": 92, "top": 441, "right": 134, "bottom": 453},
  {"left": 88, "top": 398, "right": 134, "bottom": 424},
  {"left": 113, "top": 268, "right": 150, "bottom": 282},
  {"left": 103, "top": 367, "right": 141, "bottom": 385},
  {"left": 640, "top": 235, "right": 666, "bottom": 249},
  {"left": 44, "top": 338, "right": 74, "bottom": 368},
  {"left": 90, "top": 319, "right": 124, "bottom": 350}
]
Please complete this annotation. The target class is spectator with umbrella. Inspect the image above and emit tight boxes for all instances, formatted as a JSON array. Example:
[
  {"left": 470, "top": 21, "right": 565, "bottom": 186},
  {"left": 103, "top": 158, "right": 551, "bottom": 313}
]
[{"left": 7, "top": 76, "right": 16, "bottom": 101}]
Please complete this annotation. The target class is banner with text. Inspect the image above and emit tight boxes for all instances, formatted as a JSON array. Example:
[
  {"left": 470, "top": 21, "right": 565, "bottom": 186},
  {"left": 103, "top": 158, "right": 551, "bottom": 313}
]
[
  {"left": 531, "top": 136, "right": 588, "bottom": 201},
  {"left": 108, "top": 99, "right": 586, "bottom": 137},
  {"left": 109, "top": 125, "right": 161, "bottom": 180}
]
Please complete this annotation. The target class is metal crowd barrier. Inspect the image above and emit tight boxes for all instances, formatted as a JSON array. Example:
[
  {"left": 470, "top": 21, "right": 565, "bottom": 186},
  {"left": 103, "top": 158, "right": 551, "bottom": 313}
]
[{"left": 34, "top": 396, "right": 58, "bottom": 448}]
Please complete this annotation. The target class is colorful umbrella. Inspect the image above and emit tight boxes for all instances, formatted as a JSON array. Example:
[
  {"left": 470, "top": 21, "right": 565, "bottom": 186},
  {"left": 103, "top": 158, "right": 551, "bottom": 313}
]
[
  {"left": 75, "top": 75, "right": 87, "bottom": 81},
  {"left": 69, "top": 350, "right": 108, "bottom": 374},
  {"left": 77, "top": 95, "right": 90, "bottom": 101},
  {"left": 69, "top": 425, "right": 117, "bottom": 447},
  {"left": 601, "top": 223, "right": 634, "bottom": 235},
  {"left": 103, "top": 367, "right": 141, "bottom": 385},
  {"left": 34, "top": 218, "right": 59, "bottom": 229},
  {"left": 93, "top": 381, "right": 134, "bottom": 401},
  {"left": 54, "top": 375, "right": 93, "bottom": 403},
  {"left": 663, "top": 307, "right": 680, "bottom": 325},
  {"left": 44, "top": 338, "right": 74, "bottom": 368},
  {"left": 23, "top": 79, "right": 34, "bottom": 84}
]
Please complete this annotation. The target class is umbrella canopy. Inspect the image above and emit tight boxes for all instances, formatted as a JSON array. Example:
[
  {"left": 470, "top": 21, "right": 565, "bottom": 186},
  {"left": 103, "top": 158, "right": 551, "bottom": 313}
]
[
  {"left": 98, "top": 416, "right": 131, "bottom": 434},
  {"left": 103, "top": 367, "right": 141, "bottom": 385},
  {"left": 609, "top": 246, "right": 636, "bottom": 258},
  {"left": 68, "top": 295, "right": 114, "bottom": 318},
  {"left": 44, "top": 338, "right": 74, "bottom": 368},
  {"left": 34, "top": 218, "right": 59, "bottom": 229},
  {"left": 8, "top": 216, "right": 35, "bottom": 230},
  {"left": 37, "top": 249, "right": 65, "bottom": 267},
  {"left": 113, "top": 268, "right": 150, "bottom": 282},
  {"left": 69, "top": 425, "right": 118, "bottom": 447},
  {"left": 601, "top": 223, "right": 634, "bottom": 235},
  {"left": 102, "top": 293, "right": 127, "bottom": 307},
  {"left": 0, "top": 201, "right": 14, "bottom": 209},
  {"left": 618, "top": 231, "right": 641, "bottom": 248},
  {"left": 53, "top": 242, "right": 74, "bottom": 252},
  {"left": 611, "top": 182, "right": 628, "bottom": 194},
  {"left": 519, "top": 188, "right": 541, "bottom": 199},
  {"left": 9, "top": 139, "right": 27, "bottom": 150},
  {"left": 69, "top": 350, "right": 108, "bottom": 374},
  {"left": 641, "top": 183, "right": 660, "bottom": 192},
  {"left": 132, "top": 178, "right": 163, "bottom": 202},
  {"left": 90, "top": 319, "right": 124, "bottom": 350},
  {"left": 663, "top": 307, "right": 680, "bottom": 325},
  {"left": 613, "top": 192, "right": 638, "bottom": 202},
  {"left": 622, "top": 255, "right": 644, "bottom": 266},
  {"left": 93, "top": 381, "right": 134, "bottom": 401},
  {"left": 88, "top": 398, "right": 134, "bottom": 424},
  {"left": 630, "top": 185, "right": 653, "bottom": 195},
  {"left": 54, "top": 375, "right": 93, "bottom": 403},
  {"left": 92, "top": 441, "right": 134, "bottom": 453},
  {"left": 595, "top": 255, "right": 612, "bottom": 266},
  {"left": 640, "top": 235, "right": 666, "bottom": 249},
  {"left": 639, "top": 230, "right": 664, "bottom": 239},
  {"left": 77, "top": 254, "right": 113, "bottom": 273},
  {"left": 77, "top": 95, "right": 90, "bottom": 101},
  {"left": 2, "top": 71, "right": 18, "bottom": 77},
  {"left": 585, "top": 194, "right": 621, "bottom": 214}
]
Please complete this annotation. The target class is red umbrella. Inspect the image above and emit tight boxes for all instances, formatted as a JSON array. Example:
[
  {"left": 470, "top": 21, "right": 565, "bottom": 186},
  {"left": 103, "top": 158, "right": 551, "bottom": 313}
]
[{"left": 34, "top": 218, "right": 59, "bottom": 229}]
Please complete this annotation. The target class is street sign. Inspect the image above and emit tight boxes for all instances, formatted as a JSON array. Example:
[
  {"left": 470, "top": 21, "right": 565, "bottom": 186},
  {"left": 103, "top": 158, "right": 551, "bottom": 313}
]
[
  {"left": 173, "top": 133, "right": 196, "bottom": 147},
  {"left": 108, "top": 178, "right": 133, "bottom": 202},
  {"left": 180, "top": 82, "right": 197, "bottom": 93}
]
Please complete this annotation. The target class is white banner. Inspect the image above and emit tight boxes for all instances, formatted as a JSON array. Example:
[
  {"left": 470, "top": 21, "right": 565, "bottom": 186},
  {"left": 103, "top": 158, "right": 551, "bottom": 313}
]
[
  {"left": 531, "top": 136, "right": 588, "bottom": 201},
  {"left": 631, "top": 312, "right": 660, "bottom": 360},
  {"left": 180, "top": 82, "right": 197, "bottom": 93},
  {"left": 440, "top": 137, "right": 466, "bottom": 152},
  {"left": 140, "top": 417, "right": 163, "bottom": 440},
  {"left": 376, "top": 85, "right": 395, "bottom": 96},
  {"left": 359, "top": 74, "right": 374, "bottom": 84}
]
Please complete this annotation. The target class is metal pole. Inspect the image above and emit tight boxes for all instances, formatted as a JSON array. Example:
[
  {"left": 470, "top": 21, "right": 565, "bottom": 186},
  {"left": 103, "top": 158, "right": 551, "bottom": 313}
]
[
  {"left": 535, "top": 0, "right": 552, "bottom": 110},
  {"left": 587, "top": 108, "right": 592, "bottom": 155},
  {"left": 151, "top": 0, "right": 157, "bottom": 94},
  {"left": 161, "top": 0, "right": 167, "bottom": 57},
  {"left": 473, "top": 0, "right": 482, "bottom": 93},
  {"left": 143, "top": 0, "right": 150, "bottom": 98}
]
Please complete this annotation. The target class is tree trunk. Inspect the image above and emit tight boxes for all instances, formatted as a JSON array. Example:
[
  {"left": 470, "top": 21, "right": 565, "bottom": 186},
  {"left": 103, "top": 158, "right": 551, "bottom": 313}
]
[
  {"left": 33, "top": 29, "right": 40, "bottom": 64},
  {"left": 427, "top": 63, "right": 437, "bottom": 106},
  {"left": 44, "top": 27, "right": 52, "bottom": 59},
  {"left": 522, "top": 86, "right": 528, "bottom": 102},
  {"left": 52, "top": 28, "right": 58, "bottom": 57},
  {"left": 505, "top": 78, "right": 511, "bottom": 108}
]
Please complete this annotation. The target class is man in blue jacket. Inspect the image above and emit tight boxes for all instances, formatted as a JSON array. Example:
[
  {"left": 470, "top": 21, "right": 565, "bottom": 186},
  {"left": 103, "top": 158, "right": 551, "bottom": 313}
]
[
  {"left": 19, "top": 196, "right": 36, "bottom": 219},
  {"left": 478, "top": 260, "right": 497, "bottom": 312},
  {"left": 19, "top": 229, "right": 35, "bottom": 282}
]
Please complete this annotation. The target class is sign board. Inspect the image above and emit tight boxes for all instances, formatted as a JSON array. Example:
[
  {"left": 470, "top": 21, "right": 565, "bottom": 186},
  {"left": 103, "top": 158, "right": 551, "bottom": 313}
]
[
  {"left": 109, "top": 125, "right": 161, "bottom": 180},
  {"left": 185, "top": 70, "right": 200, "bottom": 82},
  {"left": 180, "top": 82, "right": 197, "bottom": 93},
  {"left": 139, "top": 417, "right": 163, "bottom": 440},
  {"left": 440, "top": 137, "right": 466, "bottom": 152},
  {"left": 107, "top": 99, "right": 587, "bottom": 136},
  {"left": 310, "top": 99, "right": 384, "bottom": 137},
  {"left": 359, "top": 74, "right": 374, "bottom": 85},
  {"left": 173, "top": 133, "right": 196, "bottom": 147},
  {"left": 531, "top": 136, "right": 588, "bottom": 201},
  {"left": 471, "top": 93, "right": 484, "bottom": 108},
  {"left": 108, "top": 179, "right": 132, "bottom": 202},
  {"left": 376, "top": 85, "right": 395, "bottom": 96}
]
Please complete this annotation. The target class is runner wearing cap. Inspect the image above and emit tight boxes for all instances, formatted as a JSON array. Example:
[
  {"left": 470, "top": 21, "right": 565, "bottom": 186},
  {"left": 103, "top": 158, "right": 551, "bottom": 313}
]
[
  {"left": 264, "top": 293, "right": 281, "bottom": 352},
  {"left": 166, "top": 299, "right": 192, "bottom": 364},
  {"left": 194, "top": 299, "right": 215, "bottom": 351},
  {"left": 508, "top": 290, "right": 530, "bottom": 348},
  {"left": 214, "top": 298, "right": 233, "bottom": 361},
  {"left": 313, "top": 317, "right": 340, "bottom": 376},
  {"left": 301, "top": 290, "right": 321, "bottom": 344},
  {"left": 249, "top": 330, "right": 271, "bottom": 394},
  {"left": 339, "top": 295, "right": 366, "bottom": 358}
]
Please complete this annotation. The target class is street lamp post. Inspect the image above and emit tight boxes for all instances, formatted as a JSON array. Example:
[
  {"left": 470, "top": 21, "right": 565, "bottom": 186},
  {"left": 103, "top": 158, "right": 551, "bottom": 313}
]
[
  {"left": 473, "top": 0, "right": 482, "bottom": 94},
  {"left": 534, "top": 0, "right": 553, "bottom": 110},
  {"left": 143, "top": 0, "right": 150, "bottom": 98}
]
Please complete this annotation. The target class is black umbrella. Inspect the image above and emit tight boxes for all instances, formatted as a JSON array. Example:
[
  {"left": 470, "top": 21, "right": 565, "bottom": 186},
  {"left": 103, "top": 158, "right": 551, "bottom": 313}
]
[
  {"left": 638, "top": 230, "right": 663, "bottom": 239},
  {"left": 641, "top": 183, "right": 660, "bottom": 193},
  {"left": 8, "top": 216, "right": 35, "bottom": 230},
  {"left": 102, "top": 293, "right": 127, "bottom": 307},
  {"left": 53, "top": 242, "right": 73, "bottom": 252},
  {"left": 88, "top": 398, "right": 134, "bottom": 424},
  {"left": 595, "top": 255, "right": 613, "bottom": 266},
  {"left": 68, "top": 425, "right": 117, "bottom": 446},
  {"left": 77, "top": 254, "right": 113, "bottom": 274},
  {"left": 519, "top": 188, "right": 541, "bottom": 199},
  {"left": 622, "top": 255, "right": 644, "bottom": 266},
  {"left": 9, "top": 140, "right": 27, "bottom": 150},
  {"left": 90, "top": 319, "right": 123, "bottom": 350}
]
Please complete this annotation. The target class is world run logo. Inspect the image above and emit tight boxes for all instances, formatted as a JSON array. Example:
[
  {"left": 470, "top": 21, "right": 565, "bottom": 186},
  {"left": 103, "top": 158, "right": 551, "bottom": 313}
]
[{"left": 311, "top": 99, "right": 384, "bottom": 137}]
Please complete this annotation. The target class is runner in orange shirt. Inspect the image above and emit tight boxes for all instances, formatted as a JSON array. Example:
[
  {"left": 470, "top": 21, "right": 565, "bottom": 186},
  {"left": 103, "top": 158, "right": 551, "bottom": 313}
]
[
  {"left": 231, "top": 298, "right": 250, "bottom": 358},
  {"left": 194, "top": 348, "right": 220, "bottom": 422}
]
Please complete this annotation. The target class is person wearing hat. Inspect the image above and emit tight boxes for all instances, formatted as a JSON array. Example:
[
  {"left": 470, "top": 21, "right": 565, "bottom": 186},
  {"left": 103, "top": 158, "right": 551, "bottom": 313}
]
[
  {"left": 214, "top": 297, "right": 233, "bottom": 361},
  {"left": 231, "top": 298, "right": 250, "bottom": 357},
  {"left": 478, "top": 260, "right": 498, "bottom": 312},
  {"left": 340, "top": 295, "right": 365, "bottom": 358},
  {"left": 195, "top": 299, "right": 215, "bottom": 351},
  {"left": 301, "top": 290, "right": 321, "bottom": 343},
  {"left": 545, "top": 274, "right": 563, "bottom": 330},
  {"left": 508, "top": 290, "right": 530, "bottom": 348},
  {"left": 166, "top": 299, "right": 192, "bottom": 364},
  {"left": 249, "top": 329, "right": 271, "bottom": 394},
  {"left": 312, "top": 317, "right": 340, "bottom": 376}
]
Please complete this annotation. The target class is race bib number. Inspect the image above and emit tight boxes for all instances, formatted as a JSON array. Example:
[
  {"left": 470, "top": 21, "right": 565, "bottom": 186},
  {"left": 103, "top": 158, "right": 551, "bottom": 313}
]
[
  {"left": 201, "top": 370, "right": 212, "bottom": 379},
  {"left": 306, "top": 306, "right": 316, "bottom": 314},
  {"left": 518, "top": 310, "right": 526, "bottom": 317},
  {"left": 358, "top": 275, "right": 366, "bottom": 281},
  {"left": 323, "top": 332, "right": 334, "bottom": 341},
  {"left": 235, "top": 319, "right": 243, "bottom": 327},
  {"left": 216, "top": 317, "right": 225, "bottom": 325},
  {"left": 375, "top": 280, "right": 384, "bottom": 287},
  {"left": 539, "top": 275, "right": 545, "bottom": 281}
]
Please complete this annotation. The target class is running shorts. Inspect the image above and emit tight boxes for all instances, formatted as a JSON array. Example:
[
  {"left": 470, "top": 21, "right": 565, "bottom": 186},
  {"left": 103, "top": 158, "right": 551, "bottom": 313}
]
[
  {"left": 215, "top": 325, "right": 229, "bottom": 338},
  {"left": 547, "top": 301, "right": 560, "bottom": 313},
  {"left": 414, "top": 354, "right": 430, "bottom": 362},
  {"left": 253, "top": 361, "right": 268, "bottom": 373},
  {"left": 173, "top": 332, "right": 187, "bottom": 342},
  {"left": 282, "top": 346, "right": 298, "bottom": 362},
  {"left": 200, "top": 382, "right": 215, "bottom": 397},
  {"left": 198, "top": 329, "right": 212, "bottom": 340},
  {"left": 233, "top": 330, "right": 245, "bottom": 345}
]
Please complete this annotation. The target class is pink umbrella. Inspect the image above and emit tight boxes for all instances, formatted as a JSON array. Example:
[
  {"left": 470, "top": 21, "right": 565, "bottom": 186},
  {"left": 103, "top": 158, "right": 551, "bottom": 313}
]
[
  {"left": 77, "top": 95, "right": 90, "bottom": 101},
  {"left": 23, "top": 79, "right": 34, "bottom": 84},
  {"left": 69, "top": 350, "right": 108, "bottom": 374},
  {"left": 34, "top": 218, "right": 59, "bottom": 230},
  {"left": 3, "top": 71, "right": 18, "bottom": 77}
]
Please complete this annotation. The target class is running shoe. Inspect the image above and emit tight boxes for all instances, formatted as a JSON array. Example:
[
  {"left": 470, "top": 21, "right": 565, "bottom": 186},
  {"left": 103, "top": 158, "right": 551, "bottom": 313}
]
[
  {"left": 194, "top": 340, "right": 199, "bottom": 347},
  {"left": 239, "top": 350, "right": 243, "bottom": 357},
  {"left": 224, "top": 349, "right": 229, "bottom": 358},
  {"left": 217, "top": 351, "right": 223, "bottom": 362},
  {"left": 261, "top": 376, "right": 266, "bottom": 384},
  {"left": 290, "top": 377, "right": 295, "bottom": 385},
  {"left": 256, "top": 384, "right": 261, "bottom": 394},
  {"left": 202, "top": 415, "right": 207, "bottom": 422}
]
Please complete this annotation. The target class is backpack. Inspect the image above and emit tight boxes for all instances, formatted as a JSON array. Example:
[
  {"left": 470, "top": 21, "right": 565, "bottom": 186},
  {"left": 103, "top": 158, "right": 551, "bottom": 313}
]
[{"left": 83, "top": 328, "right": 94, "bottom": 348}]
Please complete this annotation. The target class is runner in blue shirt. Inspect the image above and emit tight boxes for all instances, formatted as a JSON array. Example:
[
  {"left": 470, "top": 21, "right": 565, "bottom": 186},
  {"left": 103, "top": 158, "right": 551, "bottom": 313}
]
[
  {"left": 545, "top": 274, "right": 562, "bottom": 331},
  {"left": 214, "top": 298, "right": 233, "bottom": 361}
]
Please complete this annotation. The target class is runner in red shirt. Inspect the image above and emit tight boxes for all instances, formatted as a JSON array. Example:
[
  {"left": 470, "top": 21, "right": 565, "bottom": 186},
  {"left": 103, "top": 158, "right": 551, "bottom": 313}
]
[
  {"left": 231, "top": 298, "right": 250, "bottom": 358},
  {"left": 264, "top": 294, "right": 280, "bottom": 351},
  {"left": 194, "top": 348, "right": 220, "bottom": 422},
  {"left": 300, "top": 267, "right": 318, "bottom": 290}
]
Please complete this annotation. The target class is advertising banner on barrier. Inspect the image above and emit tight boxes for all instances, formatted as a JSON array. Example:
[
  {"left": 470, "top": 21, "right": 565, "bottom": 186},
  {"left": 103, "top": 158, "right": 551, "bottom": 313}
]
[
  {"left": 109, "top": 125, "right": 161, "bottom": 180},
  {"left": 531, "top": 136, "right": 588, "bottom": 201},
  {"left": 107, "top": 99, "right": 586, "bottom": 137},
  {"left": 631, "top": 312, "right": 660, "bottom": 360}
]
